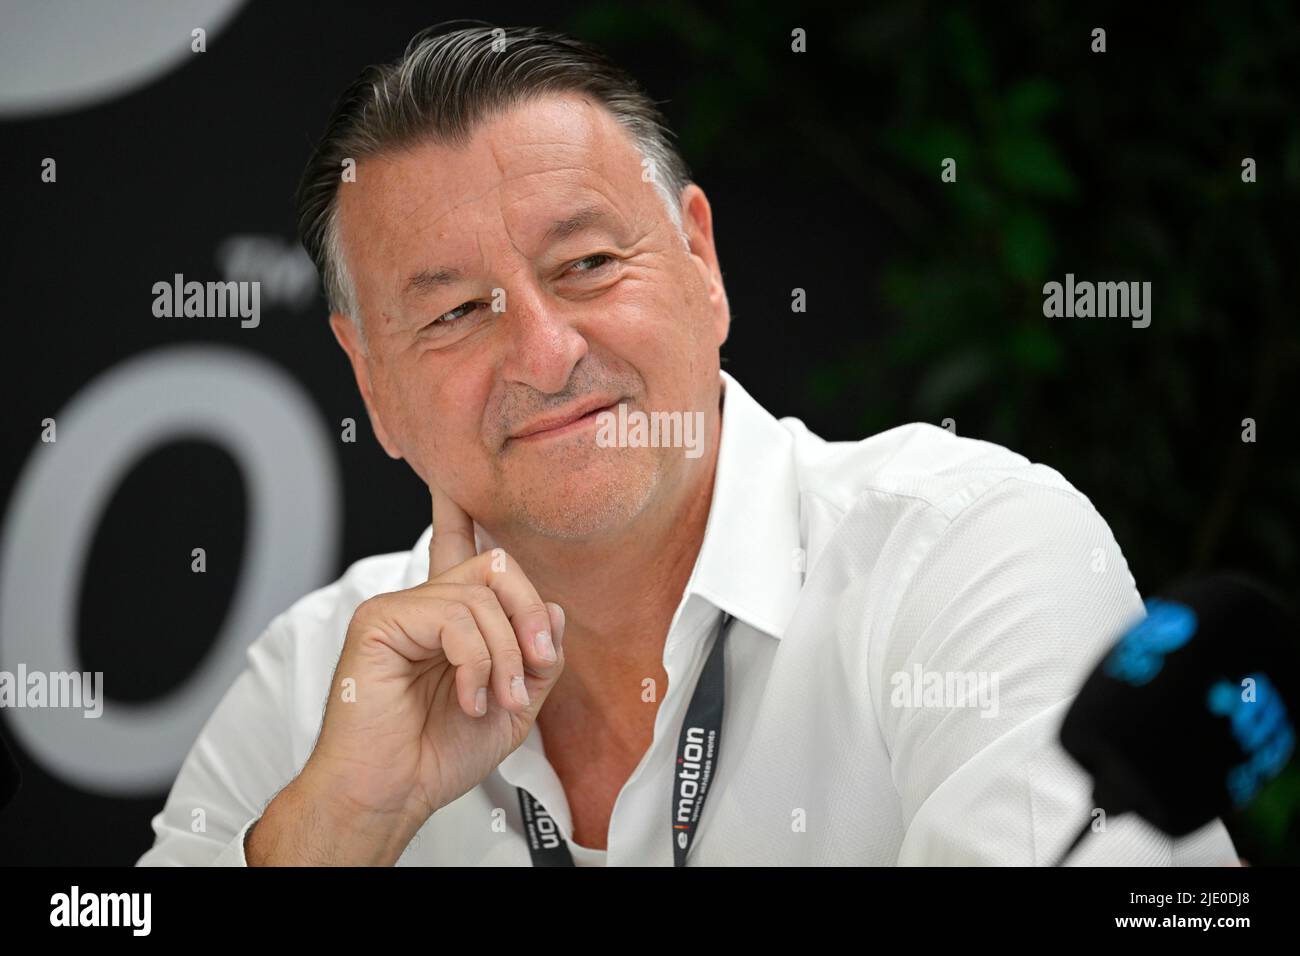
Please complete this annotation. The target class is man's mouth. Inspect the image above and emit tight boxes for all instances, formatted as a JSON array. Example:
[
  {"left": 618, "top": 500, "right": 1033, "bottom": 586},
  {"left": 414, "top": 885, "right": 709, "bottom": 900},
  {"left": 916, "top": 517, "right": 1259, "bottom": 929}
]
[{"left": 508, "top": 397, "right": 622, "bottom": 444}]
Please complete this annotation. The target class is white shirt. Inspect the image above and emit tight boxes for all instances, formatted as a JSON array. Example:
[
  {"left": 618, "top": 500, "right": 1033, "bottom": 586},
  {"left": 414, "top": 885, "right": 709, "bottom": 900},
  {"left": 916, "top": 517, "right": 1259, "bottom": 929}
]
[{"left": 137, "top": 370, "right": 1238, "bottom": 866}]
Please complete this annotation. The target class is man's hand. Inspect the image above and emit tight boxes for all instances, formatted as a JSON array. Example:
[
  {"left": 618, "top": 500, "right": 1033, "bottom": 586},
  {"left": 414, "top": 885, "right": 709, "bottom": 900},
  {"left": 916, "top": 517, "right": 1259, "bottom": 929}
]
[{"left": 246, "top": 485, "right": 565, "bottom": 865}]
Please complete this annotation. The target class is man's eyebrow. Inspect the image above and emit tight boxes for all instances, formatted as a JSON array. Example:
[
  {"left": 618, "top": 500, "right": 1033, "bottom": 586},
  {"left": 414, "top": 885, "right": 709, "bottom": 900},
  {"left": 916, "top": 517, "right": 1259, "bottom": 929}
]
[
  {"left": 403, "top": 266, "right": 464, "bottom": 298},
  {"left": 545, "top": 205, "right": 620, "bottom": 243},
  {"left": 402, "top": 207, "right": 620, "bottom": 297}
]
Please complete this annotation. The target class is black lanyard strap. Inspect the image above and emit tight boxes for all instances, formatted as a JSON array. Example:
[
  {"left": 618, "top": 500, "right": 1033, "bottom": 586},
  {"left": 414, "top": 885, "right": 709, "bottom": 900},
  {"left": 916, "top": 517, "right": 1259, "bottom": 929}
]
[{"left": 516, "top": 609, "right": 735, "bottom": 867}]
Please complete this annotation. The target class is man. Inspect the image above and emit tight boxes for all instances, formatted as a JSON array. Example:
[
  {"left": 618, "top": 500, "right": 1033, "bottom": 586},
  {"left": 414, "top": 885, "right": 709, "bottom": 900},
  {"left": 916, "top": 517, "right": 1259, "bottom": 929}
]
[{"left": 138, "top": 24, "right": 1237, "bottom": 866}]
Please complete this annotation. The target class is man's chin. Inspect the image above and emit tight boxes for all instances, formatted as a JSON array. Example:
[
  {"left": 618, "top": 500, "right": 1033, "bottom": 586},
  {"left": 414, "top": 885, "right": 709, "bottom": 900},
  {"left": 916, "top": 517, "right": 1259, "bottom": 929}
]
[{"left": 499, "top": 452, "right": 662, "bottom": 541}]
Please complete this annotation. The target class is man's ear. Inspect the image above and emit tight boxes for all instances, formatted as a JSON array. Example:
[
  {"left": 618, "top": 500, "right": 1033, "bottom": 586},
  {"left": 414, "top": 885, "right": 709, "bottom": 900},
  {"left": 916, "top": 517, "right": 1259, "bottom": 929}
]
[
  {"left": 329, "top": 311, "right": 402, "bottom": 460},
  {"left": 679, "top": 183, "right": 731, "bottom": 348}
]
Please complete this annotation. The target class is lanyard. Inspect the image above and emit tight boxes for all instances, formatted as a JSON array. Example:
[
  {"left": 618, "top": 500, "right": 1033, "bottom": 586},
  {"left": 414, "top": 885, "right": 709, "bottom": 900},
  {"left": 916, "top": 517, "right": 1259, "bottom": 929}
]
[{"left": 516, "top": 609, "right": 735, "bottom": 866}]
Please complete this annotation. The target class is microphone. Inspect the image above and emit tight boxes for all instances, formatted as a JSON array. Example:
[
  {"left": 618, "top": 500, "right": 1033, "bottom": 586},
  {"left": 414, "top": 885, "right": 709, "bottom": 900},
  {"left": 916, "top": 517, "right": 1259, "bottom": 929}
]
[
  {"left": 1056, "top": 572, "right": 1299, "bottom": 864},
  {"left": 0, "top": 722, "right": 20, "bottom": 812}
]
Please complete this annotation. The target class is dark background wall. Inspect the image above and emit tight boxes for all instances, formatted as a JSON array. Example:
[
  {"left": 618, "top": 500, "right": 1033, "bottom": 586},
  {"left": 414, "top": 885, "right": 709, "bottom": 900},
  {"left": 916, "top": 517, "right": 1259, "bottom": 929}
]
[{"left": 0, "top": 0, "right": 1296, "bottom": 864}]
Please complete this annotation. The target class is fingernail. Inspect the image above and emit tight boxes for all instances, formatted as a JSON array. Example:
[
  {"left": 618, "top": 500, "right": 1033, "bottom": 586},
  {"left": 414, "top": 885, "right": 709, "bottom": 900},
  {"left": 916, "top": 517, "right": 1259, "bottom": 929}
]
[
  {"left": 534, "top": 629, "right": 556, "bottom": 663},
  {"left": 474, "top": 687, "right": 487, "bottom": 716},
  {"left": 511, "top": 674, "right": 530, "bottom": 706}
]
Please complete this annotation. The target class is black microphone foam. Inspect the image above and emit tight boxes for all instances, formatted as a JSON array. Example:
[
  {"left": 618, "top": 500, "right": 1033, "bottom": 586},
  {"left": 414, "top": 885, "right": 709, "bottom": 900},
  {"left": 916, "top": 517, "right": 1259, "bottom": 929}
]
[{"left": 1059, "top": 571, "right": 1299, "bottom": 837}]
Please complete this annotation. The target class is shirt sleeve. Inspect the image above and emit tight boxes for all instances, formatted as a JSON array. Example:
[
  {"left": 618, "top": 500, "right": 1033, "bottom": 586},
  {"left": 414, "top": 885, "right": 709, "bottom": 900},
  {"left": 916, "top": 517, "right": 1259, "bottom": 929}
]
[
  {"left": 135, "top": 613, "right": 299, "bottom": 866},
  {"left": 879, "top": 476, "right": 1240, "bottom": 865}
]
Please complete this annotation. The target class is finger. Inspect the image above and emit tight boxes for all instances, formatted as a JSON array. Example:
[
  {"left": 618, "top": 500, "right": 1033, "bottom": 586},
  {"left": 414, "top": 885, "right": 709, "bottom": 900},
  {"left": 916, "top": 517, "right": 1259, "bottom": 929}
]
[
  {"left": 445, "top": 595, "right": 565, "bottom": 720},
  {"left": 351, "top": 592, "right": 493, "bottom": 719},
  {"left": 451, "top": 584, "right": 534, "bottom": 714},
  {"left": 454, "top": 659, "right": 489, "bottom": 719},
  {"left": 437, "top": 602, "right": 494, "bottom": 719},
  {"left": 547, "top": 601, "right": 565, "bottom": 650},
  {"left": 430, "top": 550, "right": 558, "bottom": 675},
  {"left": 429, "top": 483, "right": 477, "bottom": 581},
  {"left": 354, "top": 592, "right": 478, "bottom": 664}
]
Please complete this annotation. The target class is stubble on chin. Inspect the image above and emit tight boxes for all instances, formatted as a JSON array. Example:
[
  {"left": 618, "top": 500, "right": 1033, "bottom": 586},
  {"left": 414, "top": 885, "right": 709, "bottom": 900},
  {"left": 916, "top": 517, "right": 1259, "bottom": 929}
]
[{"left": 497, "top": 443, "right": 664, "bottom": 541}]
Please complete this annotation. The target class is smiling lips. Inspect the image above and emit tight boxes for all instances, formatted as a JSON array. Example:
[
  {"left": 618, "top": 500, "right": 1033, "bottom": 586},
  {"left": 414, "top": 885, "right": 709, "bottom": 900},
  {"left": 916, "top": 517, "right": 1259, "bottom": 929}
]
[{"left": 509, "top": 396, "right": 621, "bottom": 442}]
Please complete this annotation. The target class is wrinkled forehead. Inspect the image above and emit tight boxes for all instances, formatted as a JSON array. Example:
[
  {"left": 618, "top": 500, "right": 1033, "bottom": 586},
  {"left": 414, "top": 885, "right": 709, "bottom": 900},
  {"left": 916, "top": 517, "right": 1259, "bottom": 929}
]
[{"left": 335, "top": 94, "right": 654, "bottom": 284}]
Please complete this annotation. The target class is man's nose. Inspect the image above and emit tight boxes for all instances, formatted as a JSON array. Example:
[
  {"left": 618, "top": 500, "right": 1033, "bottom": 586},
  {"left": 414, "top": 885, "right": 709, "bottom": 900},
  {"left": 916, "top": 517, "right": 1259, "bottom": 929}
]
[{"left": 498, "top": 284, "right": 589, "bottom": 394}]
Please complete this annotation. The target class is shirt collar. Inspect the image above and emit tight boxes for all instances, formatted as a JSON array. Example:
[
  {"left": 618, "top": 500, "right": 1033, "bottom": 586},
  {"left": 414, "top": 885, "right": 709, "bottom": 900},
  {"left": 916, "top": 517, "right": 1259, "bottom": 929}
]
[
  {"left": 404, "top": 368, "right": 805, "bottom": 640},
  {"left": 683, "top": 368, "right": 803, "bottom": 640}
]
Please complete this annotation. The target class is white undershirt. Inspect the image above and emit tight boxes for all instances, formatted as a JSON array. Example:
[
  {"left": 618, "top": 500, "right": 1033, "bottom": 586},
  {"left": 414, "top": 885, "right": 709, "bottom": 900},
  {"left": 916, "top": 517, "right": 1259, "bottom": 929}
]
[{"left": 567, "top": 839, "right": 609, "bottom": 867}]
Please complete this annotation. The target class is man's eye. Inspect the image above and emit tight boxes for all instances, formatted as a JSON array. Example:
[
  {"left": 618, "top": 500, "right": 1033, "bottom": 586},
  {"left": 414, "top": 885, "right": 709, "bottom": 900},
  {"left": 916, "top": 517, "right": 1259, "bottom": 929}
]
[
  {"left": 569, "top": 253, "right": 614, "bottom": 274},
  {"left": 431, "top": 301, "right": 481, "bottom": 326},
  {"left": 427, "top": 258, "right": 612, "bottom": 330}
]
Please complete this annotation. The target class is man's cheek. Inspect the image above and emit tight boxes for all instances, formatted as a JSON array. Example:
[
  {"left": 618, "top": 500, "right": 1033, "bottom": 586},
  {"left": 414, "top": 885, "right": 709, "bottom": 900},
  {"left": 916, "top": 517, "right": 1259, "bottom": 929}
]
[{"left": 425, "top": 425, "right": 480, "bottom": 483}]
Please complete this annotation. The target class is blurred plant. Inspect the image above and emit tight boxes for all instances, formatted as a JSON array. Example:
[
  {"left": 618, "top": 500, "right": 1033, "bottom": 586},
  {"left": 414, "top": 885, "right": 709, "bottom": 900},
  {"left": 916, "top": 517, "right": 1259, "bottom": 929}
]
[{"left": 569, "top": 0, "right": 1300, "bottom": 600}]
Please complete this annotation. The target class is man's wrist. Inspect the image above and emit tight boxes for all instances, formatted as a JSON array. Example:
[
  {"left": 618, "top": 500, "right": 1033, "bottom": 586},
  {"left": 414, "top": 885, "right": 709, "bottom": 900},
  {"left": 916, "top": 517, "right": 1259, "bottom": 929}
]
[{"left": 245, "top": 771, "right": 418, "bottom": 866}]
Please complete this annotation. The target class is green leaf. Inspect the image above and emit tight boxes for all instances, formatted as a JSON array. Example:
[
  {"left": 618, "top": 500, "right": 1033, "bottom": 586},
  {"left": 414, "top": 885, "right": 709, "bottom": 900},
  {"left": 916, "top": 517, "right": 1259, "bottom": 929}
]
[
  {"left": 884, "top": 123, "right": 973, "bottom": 174},
  {"left": 1002, "top": 78, "right": 1062, "bottom": 124},
  {"left": 992, "top": 133, "right": 1078, "bottom": 198},
  {"left": 1000, "top": 208, "right": 1054, "bottom": 281},
  {"left": 1008, "top": 323, "right": 1064, "bottom": 374}
]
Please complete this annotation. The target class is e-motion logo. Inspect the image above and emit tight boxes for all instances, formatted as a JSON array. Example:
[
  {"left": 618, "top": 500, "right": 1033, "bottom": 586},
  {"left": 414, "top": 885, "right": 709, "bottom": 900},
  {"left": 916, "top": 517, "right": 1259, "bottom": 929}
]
[
  {"left": 675, "top": 725, "right": 717, "bottom": 846},
  {"left": 520, "top": 790, "right": 562, "bottom": 850}
]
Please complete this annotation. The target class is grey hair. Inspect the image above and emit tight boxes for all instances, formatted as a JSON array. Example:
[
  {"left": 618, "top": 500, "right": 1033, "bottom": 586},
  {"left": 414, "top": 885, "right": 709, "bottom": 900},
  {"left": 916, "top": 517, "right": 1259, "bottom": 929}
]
[{"left": 295, "top": 22, "right": 694, "bottom": 347}]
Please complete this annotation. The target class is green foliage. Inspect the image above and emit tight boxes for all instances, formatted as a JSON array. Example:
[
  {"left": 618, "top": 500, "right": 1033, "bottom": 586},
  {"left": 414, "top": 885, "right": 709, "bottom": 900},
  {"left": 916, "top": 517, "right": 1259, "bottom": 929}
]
[{"left": 568, "top": 1, "right": 1300, "bottom": 600}]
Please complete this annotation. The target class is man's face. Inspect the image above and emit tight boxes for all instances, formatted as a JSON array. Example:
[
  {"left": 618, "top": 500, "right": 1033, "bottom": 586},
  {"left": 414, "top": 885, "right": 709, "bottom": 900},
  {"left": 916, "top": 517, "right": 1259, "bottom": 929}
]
[{"left": 331, "top": 93, "right": 729, "bottom": 540}]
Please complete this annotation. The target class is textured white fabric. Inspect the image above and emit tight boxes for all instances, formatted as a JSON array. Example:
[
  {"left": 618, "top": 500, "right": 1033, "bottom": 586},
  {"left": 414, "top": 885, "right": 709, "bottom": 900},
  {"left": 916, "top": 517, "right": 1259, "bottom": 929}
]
[
  {"left": 137, "top": 369, "right": 1238, "bottom": 866},
  {"left": 566, "top": 839, "right": 608, "bottom": 867}
]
